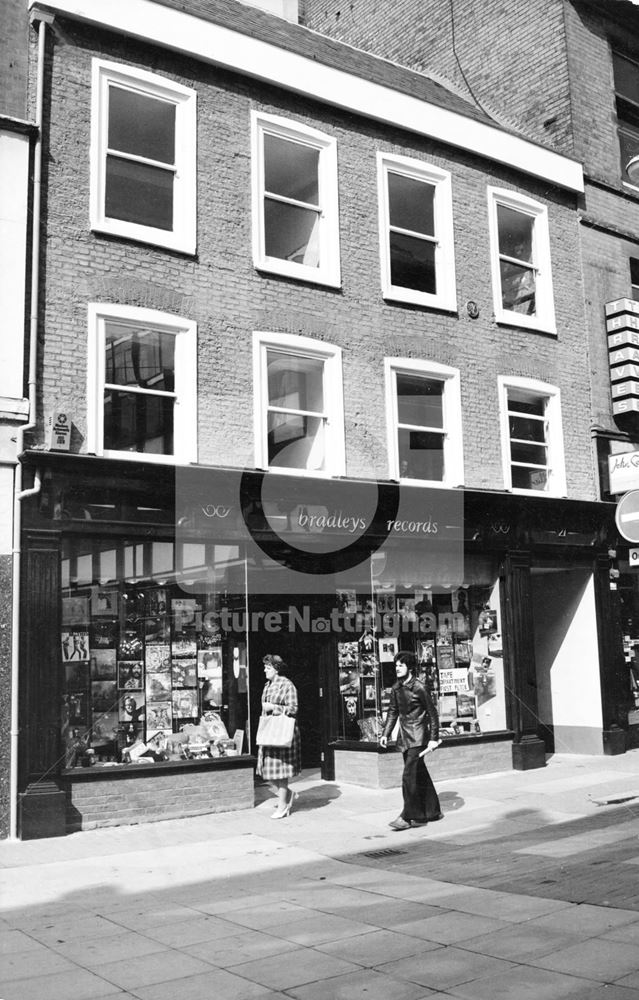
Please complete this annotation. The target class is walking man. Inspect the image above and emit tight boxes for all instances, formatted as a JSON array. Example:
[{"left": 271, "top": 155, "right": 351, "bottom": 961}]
[{"left": 380, "top": 651, "right": 443, "bottom": 830}]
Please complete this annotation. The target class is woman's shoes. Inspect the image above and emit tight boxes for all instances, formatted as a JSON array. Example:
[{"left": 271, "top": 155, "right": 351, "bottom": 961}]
[{"left": 271, "top": 789, "right": 297, "bottom": 819}]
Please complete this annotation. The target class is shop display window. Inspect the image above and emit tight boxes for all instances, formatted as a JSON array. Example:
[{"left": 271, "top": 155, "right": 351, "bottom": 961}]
[
  {"left": 60, "top": 538, "right": 250, "bottom": 767},
  {"left": 335, "top": 563, "right": 507, "bottom": 742}
]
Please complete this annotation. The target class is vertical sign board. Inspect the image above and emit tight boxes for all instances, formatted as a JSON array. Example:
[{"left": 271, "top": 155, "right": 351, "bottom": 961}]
[
  {"left": 606, "top": 298, "right": 639, "bottom": 417},
  {"left": 615, "top": 490, "right": 639, "bottom": 544}
]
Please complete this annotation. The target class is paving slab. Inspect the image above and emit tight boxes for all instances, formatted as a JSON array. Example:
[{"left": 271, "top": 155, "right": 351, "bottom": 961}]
[{"left": 1, "top": 752, "right": 639, "bottom": 1000}]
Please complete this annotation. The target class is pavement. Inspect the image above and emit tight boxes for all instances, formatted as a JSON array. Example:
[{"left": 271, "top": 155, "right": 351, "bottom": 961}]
[{"left": 2, "top": 751, "right": 639, "bottom": 1000}]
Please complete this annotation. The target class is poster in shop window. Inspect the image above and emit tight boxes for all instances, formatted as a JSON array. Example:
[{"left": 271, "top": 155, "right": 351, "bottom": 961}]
[
  {"left": 378, "top": 637, "right": 398, "bottom": 663},
  {"left": 62, "top": 596, "right": 90, "bottom": 625},
  {"left": 61, "top": 630, "right": 90, "bottom": 662},
  {"left": 173, "top": 688, "right": 198, "bottom": 718},
  {"left": 117, "top": 660, "right": 143, "bottom": 690},
  {"left": 438, "top": 667, "right": 469, "bottom": 694},
  {"left": 145, "top": 644, "right": 171, "bottom": 672},
  {"left": 146, "top": 672, "right": 171, "bottom": 702},
  {"left": 146, "top": 701, "right": 172, "bottom": 731},
  {"left": 172, "top": 657, "right": 197, "bottom": 687},
  {"left": 91, "top": 587, "right": 119, "bottom": 618},
  {"left": 90, "top": 649, "right": 116, "bottom": 681}
]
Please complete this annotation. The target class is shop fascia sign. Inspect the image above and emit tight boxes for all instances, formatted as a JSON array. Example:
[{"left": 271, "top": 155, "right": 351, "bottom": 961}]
[
  {"left": 606, "top": 297, "right": 639, "bottom": 416},
  {"left": 176, "top": 467, "right": 462, "bottom": 542},
  {"left": 608, "top": 449, "right": 639, "bottom": 495}
]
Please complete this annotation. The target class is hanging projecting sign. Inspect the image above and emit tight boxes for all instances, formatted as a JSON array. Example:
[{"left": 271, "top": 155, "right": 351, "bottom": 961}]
[
  {"left": 606, "top": 298, "right": 639, "bottom": 417},
  {"left": 609, "top": 449, "right": 639, "bottom": 494}
]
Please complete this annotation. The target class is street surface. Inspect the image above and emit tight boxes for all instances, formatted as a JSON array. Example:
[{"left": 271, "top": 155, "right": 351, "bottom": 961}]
[{"left": 2, "top": 751, "right": 639, "bottom": 999}]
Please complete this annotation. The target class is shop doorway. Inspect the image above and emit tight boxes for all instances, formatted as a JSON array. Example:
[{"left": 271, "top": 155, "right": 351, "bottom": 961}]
[
  {"left": 247, "top": 594, "right": 330, "bottom": 772},
  {"left": 530, "top": 566, "right": 602, "bottom": 754}
]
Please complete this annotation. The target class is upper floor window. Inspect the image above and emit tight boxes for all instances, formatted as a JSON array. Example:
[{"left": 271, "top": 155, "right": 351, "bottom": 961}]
[
  {"left": 487, "top": 188, "right": 555, "bottom": 334},
  {"left": 377, "top": 153, "right": 456, "bottom": 311},
  {"left": 251, "top": 112, "right": 340, "bottom": 287},
  {"left": 498, "top": 377, "right": 566, "bottom": 496},
  {"left": 253, "top": 332, "right": 345, "bottom": 475},
  {"left": 91, "top": 60, "right": 196, "bottom": 253},
  {"left": 384, "top": 358, "right": 463, "bottom": 486},
  {"left": 87, "top": 304, "right": 197, "bottom": 463},
  {"left": 631, "top": 258, "right": 639, "bottom": 301},
  {"left": 613, "top": 52, "right": 639, "bottom": 188}
]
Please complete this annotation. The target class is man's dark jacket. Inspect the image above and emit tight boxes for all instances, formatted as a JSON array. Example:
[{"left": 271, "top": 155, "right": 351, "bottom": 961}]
[{"left": 382, "top": 674, "right": 439, "bottom": 748}]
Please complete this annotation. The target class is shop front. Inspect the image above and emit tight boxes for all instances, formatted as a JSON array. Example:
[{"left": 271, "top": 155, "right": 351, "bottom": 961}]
[{"left": 16, "top": 452, "right": 627, "bottom": 838}]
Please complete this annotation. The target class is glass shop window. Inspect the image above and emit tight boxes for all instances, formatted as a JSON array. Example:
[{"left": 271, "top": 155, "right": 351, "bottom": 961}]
[
  {"left": 60, "top": 537, "right": 250, "bottom": 767},
  {"left": 334, "top": 559, "right": 507, "bottom": 743}
]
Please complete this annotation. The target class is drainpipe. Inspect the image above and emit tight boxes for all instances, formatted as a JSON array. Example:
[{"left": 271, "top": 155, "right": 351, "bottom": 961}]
[{"left": 8, "top": 12, "right": 50, "bottom": 841}]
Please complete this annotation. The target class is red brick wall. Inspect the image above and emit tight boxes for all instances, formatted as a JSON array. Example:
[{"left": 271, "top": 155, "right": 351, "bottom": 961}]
[
  {"left": 31, "top": 18, "right": 594, "bottom": 498},
  {"left": 65, "top": 762, "right": 255, "bottom": 831}
]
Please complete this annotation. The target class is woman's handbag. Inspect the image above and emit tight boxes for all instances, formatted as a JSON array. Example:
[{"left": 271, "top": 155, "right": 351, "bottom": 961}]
[{"left": 256, "top": 712, "right": 295, "bottom": 747}]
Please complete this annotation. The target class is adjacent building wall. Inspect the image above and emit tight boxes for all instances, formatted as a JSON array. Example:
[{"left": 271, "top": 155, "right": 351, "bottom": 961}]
[{"left": 301, "top": 0, "right": 575, "bottom": 153}]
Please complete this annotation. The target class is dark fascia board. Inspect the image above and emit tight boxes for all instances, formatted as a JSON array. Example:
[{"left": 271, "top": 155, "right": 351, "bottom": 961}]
[{"left": 0, "top": 114, "right": 38, "bottom": 136}]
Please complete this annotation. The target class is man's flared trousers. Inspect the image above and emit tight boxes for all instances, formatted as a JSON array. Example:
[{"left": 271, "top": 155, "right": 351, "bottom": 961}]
[{"left": 401, "top": 746, "right": 442, "bottom": 822}]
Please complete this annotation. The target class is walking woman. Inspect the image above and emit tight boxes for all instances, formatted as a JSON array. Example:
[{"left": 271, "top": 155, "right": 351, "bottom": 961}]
[{"left": 257, "top": 654, "right": 301, "bottom": 819}]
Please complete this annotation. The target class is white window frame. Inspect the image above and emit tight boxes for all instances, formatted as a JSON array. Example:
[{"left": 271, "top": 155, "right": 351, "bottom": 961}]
[
  {"left": 253, "top": 331, "right": 345, "bottom": 476},
  {"left": 384, "top": 358, "right": 464, "bottom": 487},
  {"left": 87, "top": 303, "right": 197, "bottom": 464},
  {"left": 498, "top": 376, "right": 566, "bottom": 496},
  {"left": 251, "top": 111, "right": 341, "bottom": 287},
  {"left": 377, "top": 153, "right": 457, "bottom": 311},
  {"left": 90, "top": 59, "right": 197, "bottom": 254},
  {"left": 487, "top": 187, "right": 555, "bottom": 334}
]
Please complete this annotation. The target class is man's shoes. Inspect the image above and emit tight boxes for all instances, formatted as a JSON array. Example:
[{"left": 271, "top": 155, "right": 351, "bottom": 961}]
[
  {"left": 409, "top": 820, "right": 428, "bottom": 827},
  {"left": 389, "top": 816, "right": 411, "bottom": 830}
]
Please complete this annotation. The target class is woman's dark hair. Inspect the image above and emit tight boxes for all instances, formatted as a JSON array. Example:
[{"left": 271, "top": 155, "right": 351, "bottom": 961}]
[
  {"left": 263, "top": 653, "right": 288, "bottom": 674},
  {"left": 394, "top": 651, "right": 417, "bottom": 673}
]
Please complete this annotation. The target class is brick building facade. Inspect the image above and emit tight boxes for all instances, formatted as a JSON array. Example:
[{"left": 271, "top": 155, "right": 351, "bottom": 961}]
[{"left": 1, "top": 0, "right": 629, "bottom": 837}]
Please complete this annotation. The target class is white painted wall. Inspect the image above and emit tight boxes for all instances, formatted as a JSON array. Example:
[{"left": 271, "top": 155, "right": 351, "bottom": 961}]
[
  {"left": 532, "top": 568, "right": 602, "bottom": 752},
  {"left": 0, "top": 130, "right": 29, "bottom": 403}
]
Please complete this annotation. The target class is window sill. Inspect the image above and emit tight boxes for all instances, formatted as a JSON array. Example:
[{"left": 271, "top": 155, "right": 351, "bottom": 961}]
[
  {"left": 91, "top": 222, "right": 196, "bottom": 257},
  {"left": 255, "top": 259, "right": 341, "bottom": 290},
  {"left": 261, "top": 466, "right": 344, "bottom": 479},
  {"left": 494, "top": 312, "right": 557, "bottom": 336},
  {"left": 508, "top": 487, "right": 568, "bottom": 499},
  {"left": 395, "top": 477, "right": 464, "bottom": 489},
  {"left": 382, "top": 288, "right": 457, "bottom": 313}
]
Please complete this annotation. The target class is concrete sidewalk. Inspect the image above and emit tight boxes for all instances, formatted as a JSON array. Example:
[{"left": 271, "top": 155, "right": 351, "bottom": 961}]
[{"left": 2, "top": 751, "right": 639, "bottom": 999}]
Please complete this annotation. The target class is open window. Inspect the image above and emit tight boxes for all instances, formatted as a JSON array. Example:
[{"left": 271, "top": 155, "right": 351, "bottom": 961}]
[
  {"left": 251, "top": 112, "right": 340, "bottom": 287},
  {"left": 487, "top": 188, "right": 555, "bottom": 334},
  {"left": 253, "top": 332, "right": 345, "bottom": 475}
]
